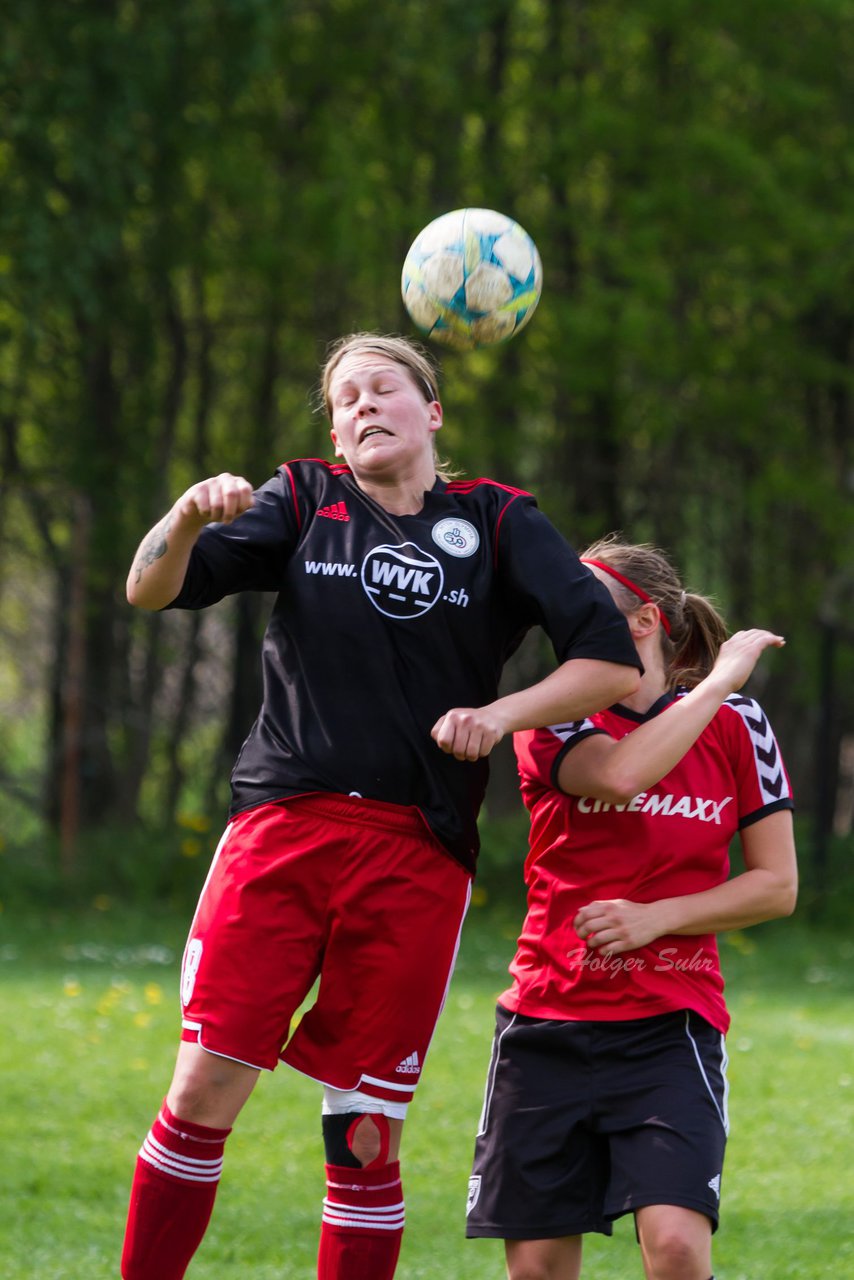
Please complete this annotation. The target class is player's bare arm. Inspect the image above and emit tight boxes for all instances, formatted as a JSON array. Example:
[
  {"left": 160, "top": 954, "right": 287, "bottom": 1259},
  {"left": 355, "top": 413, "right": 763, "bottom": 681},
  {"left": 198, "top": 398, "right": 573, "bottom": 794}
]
[
  {"left": 558, "top": 629, "right": 785, "bottom": 802},
  {"left": 134, "top": 512, "right": 174, "bottom": 580},
  {"left": 575, "top": 810, "right": 797, "bottom": 954},
  {"left": 431, "top": 657, "right": 640, "bottom": 762},
  {"left": 127, "top": 473, "right": 254, "bottom": 610}
]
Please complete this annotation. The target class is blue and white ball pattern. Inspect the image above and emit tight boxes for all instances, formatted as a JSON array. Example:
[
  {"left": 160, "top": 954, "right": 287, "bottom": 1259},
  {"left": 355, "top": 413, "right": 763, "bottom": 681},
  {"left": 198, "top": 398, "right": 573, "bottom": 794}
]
[{"left": 401, "top": 208, "right": 543, "bottom": 350}]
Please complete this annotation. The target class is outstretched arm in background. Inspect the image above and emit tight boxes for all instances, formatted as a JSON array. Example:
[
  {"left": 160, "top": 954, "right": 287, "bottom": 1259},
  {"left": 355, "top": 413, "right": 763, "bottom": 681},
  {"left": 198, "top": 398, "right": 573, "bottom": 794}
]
[
  {"left": 563, "top": 629, "right": 797, "bottom": 952},
  {"left": 431, "top": 657, "right": 641, "bottom": 762},
  {"left": 556, "top": 629, "right": 785, "bottom": 802}
]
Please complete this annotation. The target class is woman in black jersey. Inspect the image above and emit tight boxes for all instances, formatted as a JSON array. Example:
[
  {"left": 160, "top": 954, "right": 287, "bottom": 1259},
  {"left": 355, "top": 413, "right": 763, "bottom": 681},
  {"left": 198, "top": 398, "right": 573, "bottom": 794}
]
[{"left": 119, "top": 333, "right": 642, "bottom": 1280}]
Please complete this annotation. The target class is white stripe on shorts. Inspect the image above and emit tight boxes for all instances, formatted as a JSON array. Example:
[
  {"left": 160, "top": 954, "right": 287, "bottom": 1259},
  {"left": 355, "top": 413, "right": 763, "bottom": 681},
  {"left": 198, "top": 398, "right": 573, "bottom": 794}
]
[{"left": 684, "top": 1010, "right": 730, "bottom": 1134}]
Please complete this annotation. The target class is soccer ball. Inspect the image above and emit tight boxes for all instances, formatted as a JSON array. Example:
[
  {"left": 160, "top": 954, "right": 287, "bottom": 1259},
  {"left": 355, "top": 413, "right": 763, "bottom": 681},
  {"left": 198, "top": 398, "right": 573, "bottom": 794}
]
[{"left": 401, "top": 208, "right": 543, "bottom": 350}]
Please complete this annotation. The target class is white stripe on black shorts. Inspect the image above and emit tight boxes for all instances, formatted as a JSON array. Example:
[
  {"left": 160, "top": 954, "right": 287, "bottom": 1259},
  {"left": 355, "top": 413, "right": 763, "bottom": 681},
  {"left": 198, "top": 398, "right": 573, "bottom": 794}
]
[{"left": 466, "top": 1005, "right": 728, "bottom": 1239}]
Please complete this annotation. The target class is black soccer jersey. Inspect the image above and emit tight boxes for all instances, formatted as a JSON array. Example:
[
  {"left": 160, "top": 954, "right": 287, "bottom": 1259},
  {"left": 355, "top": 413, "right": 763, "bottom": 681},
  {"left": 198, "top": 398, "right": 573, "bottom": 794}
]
[{"left": 168, "top": 459, "right": 640, "bottom": 872}]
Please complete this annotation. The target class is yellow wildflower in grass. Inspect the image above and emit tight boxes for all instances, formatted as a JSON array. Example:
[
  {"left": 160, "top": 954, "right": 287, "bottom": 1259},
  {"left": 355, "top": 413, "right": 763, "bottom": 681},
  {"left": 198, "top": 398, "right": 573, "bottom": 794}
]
[
  {"left": 92, "top": 894, "right": 112, "bottom": 912},
  {"left": 134, "top": 1012, "right": 152, "bottom": 1028},
  {"left": 178, "top": 813, "right": 212, "bottom": 833},
  {"left": 723, "top": 930, "right": 756, "bottom": 956},
  {"left": 181, "top": 837, "right": 202, "bottom": 858},
  {"left": 96, "top": 990, "right": 121, "bottom": 1017},
  {"left": 96, "top": 981, "right": 130, "bottom": 1017},
  {"left": 63, "top": 979, "right": 82, "bottom": 998},
  {"left": 144, "top": 982, "right": 163, "bottom": 1006},
  {"left": 470, "top": 886, "right": 488, "bottom": 908}
]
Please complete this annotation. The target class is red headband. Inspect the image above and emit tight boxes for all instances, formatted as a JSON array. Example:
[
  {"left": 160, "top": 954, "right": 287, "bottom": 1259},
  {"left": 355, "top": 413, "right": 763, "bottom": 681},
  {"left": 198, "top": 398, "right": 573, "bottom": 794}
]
[{"left": 581, "top": 558, "right": 672, "bottom": 636}]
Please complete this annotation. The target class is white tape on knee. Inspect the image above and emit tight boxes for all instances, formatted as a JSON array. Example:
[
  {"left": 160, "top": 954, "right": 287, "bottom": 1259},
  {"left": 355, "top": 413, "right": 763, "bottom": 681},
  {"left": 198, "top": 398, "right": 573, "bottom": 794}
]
[{"left": 322, "top": 1086, "right": 409, "bottom": 1121}]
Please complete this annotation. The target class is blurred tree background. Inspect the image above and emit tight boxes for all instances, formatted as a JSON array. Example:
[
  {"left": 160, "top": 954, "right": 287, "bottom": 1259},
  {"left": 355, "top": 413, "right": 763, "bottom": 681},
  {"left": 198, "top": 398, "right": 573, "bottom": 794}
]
[{"left": 0, "top": 0, "right": 851, "bottom": 905}]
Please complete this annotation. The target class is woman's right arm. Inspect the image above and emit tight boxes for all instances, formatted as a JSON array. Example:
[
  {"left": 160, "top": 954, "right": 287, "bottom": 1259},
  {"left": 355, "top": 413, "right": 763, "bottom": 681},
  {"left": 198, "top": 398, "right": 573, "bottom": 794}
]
[
  {"left": 557, "top": 629, "right": 785, "bottom": 802},
  {"left": 126, "top": 473, "right": 254, "bottom": 610}
]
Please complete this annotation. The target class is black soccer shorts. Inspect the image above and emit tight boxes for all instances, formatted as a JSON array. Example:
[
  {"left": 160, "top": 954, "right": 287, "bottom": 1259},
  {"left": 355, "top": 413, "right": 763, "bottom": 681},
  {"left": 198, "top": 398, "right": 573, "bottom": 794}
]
[{"left": 466, "top": 1005, "right": 728, "bottom": 1240}]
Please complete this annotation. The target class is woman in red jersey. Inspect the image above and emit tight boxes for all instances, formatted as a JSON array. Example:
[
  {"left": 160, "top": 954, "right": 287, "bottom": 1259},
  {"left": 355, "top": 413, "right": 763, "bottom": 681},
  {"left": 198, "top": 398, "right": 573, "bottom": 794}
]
[
  {"left": 466, "top": 535, "right": 798, "bottom": 1280},
  {"left": 119, "top": 335, "right": 641, "bottom": 1280}
]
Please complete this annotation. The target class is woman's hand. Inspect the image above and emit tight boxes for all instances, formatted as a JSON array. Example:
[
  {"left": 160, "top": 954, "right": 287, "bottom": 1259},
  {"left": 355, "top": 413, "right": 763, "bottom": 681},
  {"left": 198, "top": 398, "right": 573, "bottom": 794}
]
[
  {"left": 573, "top": 898, "right": 664, "bottom": 954},
  {"left": 175, "top": 473, "right": 255, "bottom": 529},
  {"left": 708, "top": 629, "right": 785, "bottom": 695},
  {"left": 431, "top": 706, "right": 507, "bottom": 761}
]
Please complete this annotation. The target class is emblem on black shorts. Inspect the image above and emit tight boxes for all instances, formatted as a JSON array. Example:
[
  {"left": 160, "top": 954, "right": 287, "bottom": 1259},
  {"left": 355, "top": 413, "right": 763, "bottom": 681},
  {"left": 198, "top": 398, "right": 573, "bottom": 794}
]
[{"left": 466, "top": 1175, "right": 482, "bottom": 1215}]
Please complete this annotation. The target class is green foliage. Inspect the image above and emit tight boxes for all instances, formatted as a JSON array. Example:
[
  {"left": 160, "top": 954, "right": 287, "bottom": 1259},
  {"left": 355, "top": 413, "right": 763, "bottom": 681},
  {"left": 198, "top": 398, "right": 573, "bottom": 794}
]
[
  {"left": 0, "top": 818, "right": 218, "bottom": 911},
  {"left": 0, "top": 0, "right": 851, "bottom": 873}
]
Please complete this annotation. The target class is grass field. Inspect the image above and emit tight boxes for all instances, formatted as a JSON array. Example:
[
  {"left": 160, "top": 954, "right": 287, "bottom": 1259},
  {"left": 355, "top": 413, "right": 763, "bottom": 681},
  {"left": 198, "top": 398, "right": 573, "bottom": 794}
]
[{"left": 1, "top": 901, "right": 852, "bottom": 1279}]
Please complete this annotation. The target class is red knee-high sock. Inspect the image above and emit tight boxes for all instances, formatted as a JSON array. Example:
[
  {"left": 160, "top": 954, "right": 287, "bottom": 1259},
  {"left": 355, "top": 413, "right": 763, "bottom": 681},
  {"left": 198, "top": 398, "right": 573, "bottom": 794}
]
[
  {"left": 121, "top": 1101, "right": 232, "bottom": 1280},
  {"left": 318, "top": 1161, "right": 405, "bottom": 1280}
]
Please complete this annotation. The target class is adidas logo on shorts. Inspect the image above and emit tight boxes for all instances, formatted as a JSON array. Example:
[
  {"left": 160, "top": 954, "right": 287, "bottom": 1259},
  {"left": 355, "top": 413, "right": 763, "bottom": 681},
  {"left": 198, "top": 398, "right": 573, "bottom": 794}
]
[{"left": 395, "top": 1051, "right": 420, "bottom": 1075}]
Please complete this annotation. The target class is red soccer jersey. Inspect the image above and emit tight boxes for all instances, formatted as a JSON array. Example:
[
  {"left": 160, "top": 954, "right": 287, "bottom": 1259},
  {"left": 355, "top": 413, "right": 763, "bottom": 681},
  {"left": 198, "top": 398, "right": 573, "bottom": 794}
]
[{"left": 502, "top": 692, "right": 794, "bottom": 1033}]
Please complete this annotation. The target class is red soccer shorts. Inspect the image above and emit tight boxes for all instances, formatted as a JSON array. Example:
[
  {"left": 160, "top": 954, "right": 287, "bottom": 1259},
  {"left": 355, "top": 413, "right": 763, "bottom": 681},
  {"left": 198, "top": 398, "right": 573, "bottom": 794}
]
[{"left": 179, "top": 793, "right": 472, "bottom": 1102}]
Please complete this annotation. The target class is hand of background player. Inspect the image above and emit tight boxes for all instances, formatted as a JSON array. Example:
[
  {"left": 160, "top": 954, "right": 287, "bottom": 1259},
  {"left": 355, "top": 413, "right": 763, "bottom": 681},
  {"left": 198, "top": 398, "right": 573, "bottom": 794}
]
[
  {"left": 431, "top": 706, "right": 507, "bottom": 761},
  {"left": 706, "top": 628, "right": 785, "bottom": 694},
  {"left": 175, "top": 473, "right": 255, "bottom": 529},
  {"left": 573, "top": 898, "right": 664, "bottom": 955}
]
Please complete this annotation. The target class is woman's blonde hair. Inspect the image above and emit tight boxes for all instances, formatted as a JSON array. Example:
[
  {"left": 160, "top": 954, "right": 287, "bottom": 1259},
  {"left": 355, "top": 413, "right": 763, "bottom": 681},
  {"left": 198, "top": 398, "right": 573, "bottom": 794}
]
[
  {"left": 582, "top": 534, "right": 728, "bottom": 690},
  {"left": 318, "top": 332, "right": 462, "bottom": 482}
]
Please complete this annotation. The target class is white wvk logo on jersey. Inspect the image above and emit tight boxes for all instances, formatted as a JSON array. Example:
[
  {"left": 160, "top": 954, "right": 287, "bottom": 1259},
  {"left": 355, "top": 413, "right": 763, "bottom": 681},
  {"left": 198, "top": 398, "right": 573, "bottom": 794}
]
[
  {"left": 361, "top": 543, "right": 444, "bottom": 618},
  {"left": 466, "top": 1175, "right": 482, "bottom": 1215}
]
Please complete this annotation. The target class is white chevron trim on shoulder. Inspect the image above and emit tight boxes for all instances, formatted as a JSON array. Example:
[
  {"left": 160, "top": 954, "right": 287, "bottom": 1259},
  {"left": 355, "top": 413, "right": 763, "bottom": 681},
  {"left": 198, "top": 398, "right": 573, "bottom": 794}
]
[
  {"left": 546, "top": 717, "right": 595, "bottom": 742},
  {"left": 724, "top": 694, "right": 790, "bottom": 805}
]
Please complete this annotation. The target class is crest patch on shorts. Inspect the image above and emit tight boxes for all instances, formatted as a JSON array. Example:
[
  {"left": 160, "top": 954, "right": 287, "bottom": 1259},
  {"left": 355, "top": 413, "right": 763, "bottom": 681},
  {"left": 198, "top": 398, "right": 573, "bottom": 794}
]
[{"left": 181, "top": 938, "right": 203, "bottom": 1007}]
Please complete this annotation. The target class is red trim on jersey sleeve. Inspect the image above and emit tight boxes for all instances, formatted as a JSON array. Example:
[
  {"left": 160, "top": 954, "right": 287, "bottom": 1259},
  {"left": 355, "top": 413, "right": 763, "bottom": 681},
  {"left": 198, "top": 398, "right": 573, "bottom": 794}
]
[
  {"left": 445, "top": 477, "right": 533, "bottom": 499},
  {"left": 492, "top": 494, "right": 525, "bottom": 565},
  {"left": 279, "top": 457, "right": 353, "bottom": 476},
  {"left": 282, "top": 465, "right": 302, "bottom": 533},
  {"left": 445, "top": 478, "right": 533, "bottom": 567}
]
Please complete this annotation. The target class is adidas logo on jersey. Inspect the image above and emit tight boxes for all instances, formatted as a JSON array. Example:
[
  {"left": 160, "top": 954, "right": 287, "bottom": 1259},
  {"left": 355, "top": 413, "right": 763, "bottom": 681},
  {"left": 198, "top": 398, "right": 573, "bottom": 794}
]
[
  {"left": 395, "top": 1051, "right": 420, "bottom": 1075},
  {"left": 317, "top": 501, "right": 350, "bottom": 521}
]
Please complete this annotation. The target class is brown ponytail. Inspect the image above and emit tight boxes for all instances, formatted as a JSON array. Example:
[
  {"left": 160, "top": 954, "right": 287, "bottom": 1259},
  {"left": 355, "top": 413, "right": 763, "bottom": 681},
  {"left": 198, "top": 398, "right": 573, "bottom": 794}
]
[{"left": 582, "top": 534, "right": 728, "bottom": 690}]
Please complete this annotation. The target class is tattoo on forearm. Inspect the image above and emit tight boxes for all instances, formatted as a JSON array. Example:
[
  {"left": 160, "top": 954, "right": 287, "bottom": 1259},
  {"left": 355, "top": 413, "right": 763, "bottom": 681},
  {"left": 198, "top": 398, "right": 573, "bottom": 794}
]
[{"left": 134, "top": 512, "right": 174, "bottom": 583}]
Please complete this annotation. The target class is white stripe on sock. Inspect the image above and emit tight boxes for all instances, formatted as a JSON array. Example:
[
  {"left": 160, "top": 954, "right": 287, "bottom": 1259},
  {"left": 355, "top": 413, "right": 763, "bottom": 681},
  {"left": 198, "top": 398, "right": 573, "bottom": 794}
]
[
  {"left": 322, "top": 1204, "right": 406, "bottom": 1231},
  {"left": 140, "top": 1134, "right": 223, "bottom": 1183}
]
